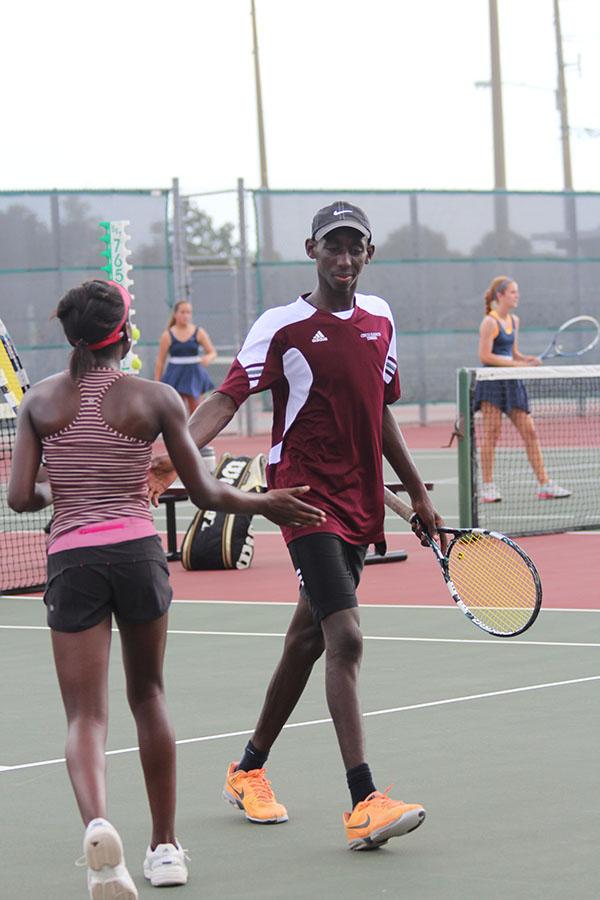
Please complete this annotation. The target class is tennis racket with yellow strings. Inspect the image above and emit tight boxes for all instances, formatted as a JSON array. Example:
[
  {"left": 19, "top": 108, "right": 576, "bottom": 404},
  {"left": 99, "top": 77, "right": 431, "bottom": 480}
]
[
  {"left": 0, "top": 318, "right": 30, "bottom": 413},
  {"left": 384, "top": 487, "right": 542, "bottom": 637}
]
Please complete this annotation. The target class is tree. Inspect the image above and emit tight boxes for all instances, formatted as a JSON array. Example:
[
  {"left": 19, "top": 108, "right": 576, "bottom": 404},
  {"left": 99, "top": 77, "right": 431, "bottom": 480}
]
[
  {"left": 376, "top": 223, "right": 460, "bottom": 260},
  {"left": 58, "top": 196, "right": 103, "bottom": 266},
  {"left": 135, "top": 220, "right": 168, "bottom": 265},
  {"left": 183, "top": 200, "right": 239, "bottom": 263},
  {"left": 0, "top": 204, "right": 51, "bottom": 268},
  {"left": 471, "top": 229, "right": 533, "bottom": 258}
]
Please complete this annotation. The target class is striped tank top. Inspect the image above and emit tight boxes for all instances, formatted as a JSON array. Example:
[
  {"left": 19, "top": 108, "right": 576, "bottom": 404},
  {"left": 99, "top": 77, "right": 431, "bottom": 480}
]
[{"left": 42, "top": 368, "right": 155, "bottom": 546}]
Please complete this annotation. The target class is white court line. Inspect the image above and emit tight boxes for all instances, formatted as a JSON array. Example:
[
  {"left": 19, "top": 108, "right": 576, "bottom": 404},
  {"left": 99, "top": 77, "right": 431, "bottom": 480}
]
[
  {"left": 1, "top": 623, "right": 600, "bottom": 647},
  {"left": 0, "top": 594, "right": 600, "bottom": 612},
  {"left": 1, "top": 674, "right": 598, "bottom": 774},
  {"left": 2, "top": 598, "right": 600, "bottom": 613}
]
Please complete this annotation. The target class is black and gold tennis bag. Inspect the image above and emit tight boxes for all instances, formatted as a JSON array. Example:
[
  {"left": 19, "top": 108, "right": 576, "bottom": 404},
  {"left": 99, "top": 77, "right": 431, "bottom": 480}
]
[{"left": 180, "top": 452, "right": 267, "bottom": 570}]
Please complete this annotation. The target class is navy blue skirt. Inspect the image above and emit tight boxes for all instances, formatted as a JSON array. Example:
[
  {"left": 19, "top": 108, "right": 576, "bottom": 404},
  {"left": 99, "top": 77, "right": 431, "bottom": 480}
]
[
  {"left": 473, "top": 379, "right": 530, "bottom": 414},
  {"left": 162, "top": 362, "right": 214, "bottom": 399}
]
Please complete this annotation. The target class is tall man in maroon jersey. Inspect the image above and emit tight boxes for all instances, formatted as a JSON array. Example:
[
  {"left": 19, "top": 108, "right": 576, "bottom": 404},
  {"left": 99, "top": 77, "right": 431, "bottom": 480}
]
[{"left": 152, "top": 201, "right": 445, "bottom": 850}]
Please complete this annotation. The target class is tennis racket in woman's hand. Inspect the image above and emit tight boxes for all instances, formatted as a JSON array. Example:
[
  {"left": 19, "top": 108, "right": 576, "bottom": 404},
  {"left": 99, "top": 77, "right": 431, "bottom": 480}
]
[
  {"left": 383, "top": 487, "right": 542, "bottom": 637},
  {"left": 539, "top": 315, "right": 600, "bottom": 360}
]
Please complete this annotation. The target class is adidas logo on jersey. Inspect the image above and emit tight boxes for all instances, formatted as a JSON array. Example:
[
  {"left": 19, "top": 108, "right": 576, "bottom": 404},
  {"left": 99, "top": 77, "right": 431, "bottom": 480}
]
[{"left": 311, "top": 330, "right": 328, "bottom": 343}]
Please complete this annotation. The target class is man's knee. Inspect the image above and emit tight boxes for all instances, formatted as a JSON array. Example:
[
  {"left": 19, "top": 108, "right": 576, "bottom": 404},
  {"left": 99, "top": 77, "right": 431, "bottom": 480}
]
[
  {"left": 325, "top": 621, "right": 363, "bottom": 666},
  {"left": 285, "top": 626, "right": 324, "bottom": 663}
]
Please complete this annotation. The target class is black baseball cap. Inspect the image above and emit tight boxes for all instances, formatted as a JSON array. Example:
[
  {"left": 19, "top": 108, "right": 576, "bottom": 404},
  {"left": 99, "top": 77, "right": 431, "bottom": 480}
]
[{"left": 311, "top": 201, "right": 372, "bottom": 242}]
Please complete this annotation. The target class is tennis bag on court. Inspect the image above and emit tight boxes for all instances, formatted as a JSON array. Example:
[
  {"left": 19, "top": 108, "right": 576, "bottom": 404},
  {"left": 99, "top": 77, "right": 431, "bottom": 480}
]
[{"left": 180, "top": 452, "right": 266, "bottom": 570}]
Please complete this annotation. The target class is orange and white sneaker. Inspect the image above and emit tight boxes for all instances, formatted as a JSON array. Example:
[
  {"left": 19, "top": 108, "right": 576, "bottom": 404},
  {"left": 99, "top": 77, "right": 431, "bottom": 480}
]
[
  {"left": 343, "top": 790, "right": 426, "bottom": 851},
  {"left": 222, "top": 763, "right": 288, "bottom": 824}
]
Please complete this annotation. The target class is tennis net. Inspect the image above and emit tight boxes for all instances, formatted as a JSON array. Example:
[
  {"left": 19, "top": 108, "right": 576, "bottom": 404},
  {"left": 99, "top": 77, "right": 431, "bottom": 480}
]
[
  {"left": 0, "top": 407, "right": 48, "bottom": 591},
  {"left": 457, "top": 366, "right": 600, "bottom": 536}
]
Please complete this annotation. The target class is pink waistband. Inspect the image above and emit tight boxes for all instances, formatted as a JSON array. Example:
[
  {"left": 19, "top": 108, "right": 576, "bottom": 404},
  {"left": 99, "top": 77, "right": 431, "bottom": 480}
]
[{"left": 48, "top": 517, "right": 157, "bottom": 554}]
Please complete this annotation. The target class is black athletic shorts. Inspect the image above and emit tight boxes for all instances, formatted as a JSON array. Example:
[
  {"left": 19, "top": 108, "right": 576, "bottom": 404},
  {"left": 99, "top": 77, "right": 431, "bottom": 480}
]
[
  {"left": 44, "top": 535, "right": 172, "bottom": 633},
  {"left": 287, "top": 533, "right": 368, "bottom": 624}
]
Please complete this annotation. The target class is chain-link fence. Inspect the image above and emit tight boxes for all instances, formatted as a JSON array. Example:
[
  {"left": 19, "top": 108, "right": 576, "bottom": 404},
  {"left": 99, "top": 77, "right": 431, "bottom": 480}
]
[
  {"left": 251, "top": 190, "right": 600, "bottom": 418},
  {"left": 3, "top": 186, "right": 599, "bottom": 425},
  {"left": 0, "top": 189, "right": 172, "bottom": 383}
]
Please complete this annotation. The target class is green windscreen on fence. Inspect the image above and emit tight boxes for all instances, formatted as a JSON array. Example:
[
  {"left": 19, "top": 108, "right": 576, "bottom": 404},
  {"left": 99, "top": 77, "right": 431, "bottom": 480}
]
[
  {"left": 0, "top": 189, "right": 172, "bottom": 385},
  {"left": 253, "top": 189, "right": 600, "bottom": 409},
  {"left": 0, "top": 189, "right": 172, "bottom": 592}
]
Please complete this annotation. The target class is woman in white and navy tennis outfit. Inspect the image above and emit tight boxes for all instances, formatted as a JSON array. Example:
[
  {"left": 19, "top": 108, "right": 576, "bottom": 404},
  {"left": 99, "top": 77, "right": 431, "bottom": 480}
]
[
  {"left": 155, "top": 300, "right": 216, "bottom": 414},
  {"left": 475, "top": 276, "right": 570, "bottom": 503}
]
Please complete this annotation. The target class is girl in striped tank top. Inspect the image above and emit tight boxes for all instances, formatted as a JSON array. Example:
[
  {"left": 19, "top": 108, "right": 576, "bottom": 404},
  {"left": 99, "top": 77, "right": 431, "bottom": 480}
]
[{"left": 8, "top": 280, "right": 324, "bottom": 899}]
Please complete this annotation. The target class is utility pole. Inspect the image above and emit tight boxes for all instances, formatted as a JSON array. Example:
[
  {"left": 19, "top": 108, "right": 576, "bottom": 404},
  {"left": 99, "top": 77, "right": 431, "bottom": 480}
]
[
  {"left": 489, "top": 0, "right": 506, "bottom": 189},
  {"left": 488, "top": 0, "right": 508, "bottom": 252},
  {"left": 553, "top": 0, "right": 578, "bottom": 301},
  {"left": 553, "top": 0, "right": 574, "bottom": 190},
  {"left": 251, "top": 0, "right": 269, "bottom": 190},
  {"left": 250, "top": 0, "right": 274, "bottom": 259}
]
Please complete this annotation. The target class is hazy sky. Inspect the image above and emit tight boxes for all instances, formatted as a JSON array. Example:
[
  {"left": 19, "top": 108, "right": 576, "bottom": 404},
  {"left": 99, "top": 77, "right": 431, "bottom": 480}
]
[{"left": 3, "top": 0, "right": 599, "bottom": 196}]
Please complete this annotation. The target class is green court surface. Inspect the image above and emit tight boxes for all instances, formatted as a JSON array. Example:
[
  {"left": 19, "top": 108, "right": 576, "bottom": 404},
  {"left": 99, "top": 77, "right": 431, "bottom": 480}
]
[{"left": 1, "top": 597, "right": 599, "bottom": 900}]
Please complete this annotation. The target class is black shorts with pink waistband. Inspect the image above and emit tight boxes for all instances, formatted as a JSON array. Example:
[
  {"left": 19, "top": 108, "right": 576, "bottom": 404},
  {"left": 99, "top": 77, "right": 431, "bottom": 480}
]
[
  {"left": 287, "top": 532, "right": 368, "bottom": 624},
  {"left": 44, "top": 535, "right": 172, "bottom": 633}
]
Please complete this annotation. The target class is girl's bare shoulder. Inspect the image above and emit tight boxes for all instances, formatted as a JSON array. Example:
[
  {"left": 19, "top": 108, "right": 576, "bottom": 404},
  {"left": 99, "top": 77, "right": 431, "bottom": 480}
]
[{"left": 27, "top": 371, "right": 73, "bottom": 401}]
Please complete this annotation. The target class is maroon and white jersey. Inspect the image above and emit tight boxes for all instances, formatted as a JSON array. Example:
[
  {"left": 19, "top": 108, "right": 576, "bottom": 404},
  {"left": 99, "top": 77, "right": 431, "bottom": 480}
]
[{"left": 218, "top": 293, "right": 401, "bottom": 546}]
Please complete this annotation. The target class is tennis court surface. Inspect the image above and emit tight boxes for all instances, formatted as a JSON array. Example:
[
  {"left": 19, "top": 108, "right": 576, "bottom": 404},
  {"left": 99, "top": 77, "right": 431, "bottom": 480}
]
[{"left": 1, "top": 428, "right": 599, "bottom": 899}]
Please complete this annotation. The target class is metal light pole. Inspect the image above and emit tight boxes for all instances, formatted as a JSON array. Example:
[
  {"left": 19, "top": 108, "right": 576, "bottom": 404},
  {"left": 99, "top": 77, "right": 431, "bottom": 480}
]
[
  {"left": 553, "top": 0, "right": 574, "bottom": 190},
  {"left": 553, "top": 0, "right": 578, "bottom": 303},
  {"left": 237, "top": 178, "right": 254, "bottom": 435},
  {"left": 251, "top": 0, "right": 269, "bottom": 190},
  {"left": 250, "top": 0, "right": 274, "bottom": 259},
  {"left": 171, "top": 177, "right": 189, "bottom": 302},
  {"left": 489, "top": 0, "right": 507, "bottom": 189},
  {"left": 488, "top": 0, "right": 509, "bottom": 252}
]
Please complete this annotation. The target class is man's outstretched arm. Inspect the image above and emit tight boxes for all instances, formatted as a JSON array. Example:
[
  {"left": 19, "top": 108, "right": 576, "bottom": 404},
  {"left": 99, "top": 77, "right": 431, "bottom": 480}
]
[
  {"left": 187, "top": 390, "right": 238, "bottom": 448},
  {"left": 149, "top": 391, "right": 238, "bottom": 505}
]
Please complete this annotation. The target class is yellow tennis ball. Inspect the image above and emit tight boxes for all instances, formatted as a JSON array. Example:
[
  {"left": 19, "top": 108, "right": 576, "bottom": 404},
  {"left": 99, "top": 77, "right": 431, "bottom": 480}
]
[
  {"left": 131, "top": 355, "right": 143, "bottom": 371},
  {"left": 131, "top": 325, "right": 141, "bottom": 341}
]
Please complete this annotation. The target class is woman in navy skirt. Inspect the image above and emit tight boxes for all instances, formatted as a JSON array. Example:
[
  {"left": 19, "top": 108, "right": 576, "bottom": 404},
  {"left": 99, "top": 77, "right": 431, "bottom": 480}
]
[
  {"left": 155, "top": 300, "right": 217, "bottom": 414},
  {"left": 475, "top": 276, "right": 570, "bottom": 503}
]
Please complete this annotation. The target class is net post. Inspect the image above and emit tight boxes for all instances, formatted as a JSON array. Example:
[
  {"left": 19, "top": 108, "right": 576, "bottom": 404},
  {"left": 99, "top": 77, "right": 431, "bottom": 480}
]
[{"left": 457, "top": 368, "right": 473, "bottom": 528}]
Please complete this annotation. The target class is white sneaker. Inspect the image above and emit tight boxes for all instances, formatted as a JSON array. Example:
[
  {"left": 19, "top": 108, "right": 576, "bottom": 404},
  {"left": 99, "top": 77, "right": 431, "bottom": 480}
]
[
  {"left": 143, "top": 842, "right": 189, "bottom": 887},
  {"left": 537, "top": 482, "right": 571, "bottom": 500},
  {"left": 481, "top": 482, "right": 502, "bottom": 503},
  {"left": 84, "top": 818, "right": 138, "bottom": 899}
]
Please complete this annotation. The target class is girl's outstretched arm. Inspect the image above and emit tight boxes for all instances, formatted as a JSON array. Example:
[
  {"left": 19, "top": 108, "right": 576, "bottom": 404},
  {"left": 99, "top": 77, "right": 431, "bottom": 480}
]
[
  {"left": 8, "top": 393, "right": 52, "bottom": 512},
  {"left": 157, "top": 385, "right": 324, "bottom": 527}
]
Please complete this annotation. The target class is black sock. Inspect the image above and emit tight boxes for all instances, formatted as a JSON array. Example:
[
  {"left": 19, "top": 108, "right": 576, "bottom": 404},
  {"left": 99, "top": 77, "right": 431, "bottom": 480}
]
[
  {"left": 237, "top": 740, "right": 269, "bottom": 773},
  {"left": 346, "top": 762, "right": 377, "bottom": 809}
]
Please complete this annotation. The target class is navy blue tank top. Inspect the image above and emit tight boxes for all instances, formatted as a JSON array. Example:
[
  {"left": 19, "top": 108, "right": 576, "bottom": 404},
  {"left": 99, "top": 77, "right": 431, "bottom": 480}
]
[
  {"left": 169, "top": 330, "right": 200, "bottom": 358},
  {"left": 489, "top": 312, "right": 515, "bottom": 358}
]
